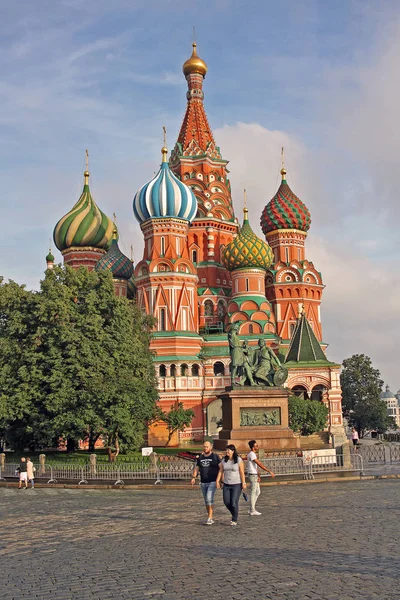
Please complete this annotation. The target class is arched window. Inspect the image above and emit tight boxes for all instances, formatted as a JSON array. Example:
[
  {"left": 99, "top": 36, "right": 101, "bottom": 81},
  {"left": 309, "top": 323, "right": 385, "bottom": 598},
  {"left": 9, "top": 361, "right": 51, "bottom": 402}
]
[
  {"left": 170, "top": 364, "right": 176, "bottom": 377},
  {"left": 159, "top": 364, "right": 166, "bottom": 378},
  {"left": 204, "top": 300, "right": 214, "bottom": 317},
  {"left": 289, "top": 322, "right": 296, "bottom": 338},
  {"left": 159, "top": 308, "right": 166, "bottom": 331},
  {"left": 181, "top": 363, "right": 189, "bottom": 376},
  {"left": 291, "top": 385, "right": 309, "bottom": 400},
  {"left": 192, "top": 250, "right": 198, "bottom": 263},
  {"left": 285, "top": 247, "right": 290, "bottom": 263},
  {"left": 213, "top": 361, "right": 225, "bottom": 376},
  {"left": 160, "top": 236, "right": 165, "bottom": 256},
  {"left": 311, "top": 384, "right": 326, "bottom": 402},
  {"left": 245, "top": 278, "right": 249, "bottom": 292},
  {"left": 191, "top": 364, "right": 200, "bottom": 377},
  {"left": 249, "top": 324, "right": 254, "bottom": 334}
]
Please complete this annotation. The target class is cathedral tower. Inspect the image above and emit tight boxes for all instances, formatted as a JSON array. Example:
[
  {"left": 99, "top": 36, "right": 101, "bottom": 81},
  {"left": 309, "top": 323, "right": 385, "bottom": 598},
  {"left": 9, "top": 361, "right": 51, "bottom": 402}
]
[
  {"left": 261, "top": 155, "right": 324, "bottom": 343},
  {"left": 170, "top": 43, "right": 239, "bottom": 332},
  {"left": 133, "top": 144, "right": 201, "bottom": 358}
]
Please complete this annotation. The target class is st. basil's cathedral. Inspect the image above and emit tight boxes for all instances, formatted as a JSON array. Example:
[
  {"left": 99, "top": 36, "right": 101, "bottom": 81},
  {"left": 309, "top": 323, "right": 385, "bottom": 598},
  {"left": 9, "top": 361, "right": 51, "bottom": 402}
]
[{"left": 51, "top": 43, "right": 345, "bottom": 448}]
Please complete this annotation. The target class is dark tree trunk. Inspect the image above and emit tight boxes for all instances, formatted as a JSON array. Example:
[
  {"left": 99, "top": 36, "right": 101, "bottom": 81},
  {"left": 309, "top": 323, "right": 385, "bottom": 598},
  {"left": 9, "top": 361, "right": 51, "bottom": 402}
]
[
  {"left": 107, "top": 433, "right": 120, "bottom": 462},
  {"left": 66, "top": 438, "right": 77, "bottom": 453},
  {"left": 88, "top": 430, "right": 99, "bottom": 453}
]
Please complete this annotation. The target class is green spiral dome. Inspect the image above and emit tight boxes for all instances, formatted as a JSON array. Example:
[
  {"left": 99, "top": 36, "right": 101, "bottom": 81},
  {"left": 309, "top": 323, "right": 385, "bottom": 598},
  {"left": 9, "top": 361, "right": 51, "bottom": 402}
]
[
  {"left": 53, "top": 171, "right": 114, "bottom": 252},
  {"left": 222, "top": 208, "right": 274, "bottom": 272}
]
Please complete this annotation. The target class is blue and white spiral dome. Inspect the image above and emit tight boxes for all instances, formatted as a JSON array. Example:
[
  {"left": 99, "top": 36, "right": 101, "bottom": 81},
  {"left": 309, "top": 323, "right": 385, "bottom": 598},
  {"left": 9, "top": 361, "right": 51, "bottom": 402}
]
[{"left": 133, "top": 147, "right": 197, "bottom": 224}]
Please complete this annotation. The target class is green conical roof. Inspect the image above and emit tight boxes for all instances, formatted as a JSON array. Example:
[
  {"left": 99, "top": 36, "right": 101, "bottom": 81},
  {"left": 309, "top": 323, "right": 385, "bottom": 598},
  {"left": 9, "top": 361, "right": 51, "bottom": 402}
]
[{"left": 285, "top": 311, "right": 328, "bottom": 363}]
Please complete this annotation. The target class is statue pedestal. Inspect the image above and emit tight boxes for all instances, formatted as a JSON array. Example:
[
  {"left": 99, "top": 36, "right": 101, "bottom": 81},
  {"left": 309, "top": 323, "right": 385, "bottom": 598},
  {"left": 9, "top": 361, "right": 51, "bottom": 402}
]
[{"left": 213, "top": 387, "right": 300, "bottom": 453}]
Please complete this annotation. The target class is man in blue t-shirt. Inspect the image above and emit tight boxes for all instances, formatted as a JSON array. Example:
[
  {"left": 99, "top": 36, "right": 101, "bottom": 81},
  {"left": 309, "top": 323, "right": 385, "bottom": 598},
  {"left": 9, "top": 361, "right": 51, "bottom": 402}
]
[{"left": 191, "top": 441, "right": 221, "bottom": 525}]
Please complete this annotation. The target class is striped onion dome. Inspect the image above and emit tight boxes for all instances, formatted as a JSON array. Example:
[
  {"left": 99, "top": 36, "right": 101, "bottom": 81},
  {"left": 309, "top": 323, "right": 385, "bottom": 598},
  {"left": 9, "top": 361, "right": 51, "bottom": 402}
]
[
  {"left": 222, "top": 208, "right": 274, "bottom": 272},
  {"left": 133, "top": 147, "right": 197, "bottom": 224},
  {"left": 260, "top": 168, "right": 311, "bottom": 234},
  {"left": 95, "top": 230, "right": 134, "bottom": 280},
  {"left": 53, "top": 170, "right": 114, "bottom": 251}
]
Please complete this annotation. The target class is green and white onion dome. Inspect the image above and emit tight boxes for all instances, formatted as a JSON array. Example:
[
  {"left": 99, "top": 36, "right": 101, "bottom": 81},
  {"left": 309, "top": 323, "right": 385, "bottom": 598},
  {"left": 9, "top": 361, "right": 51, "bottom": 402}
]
[{"left": 133, "top": 146, "right": 197, "bottom": 224}]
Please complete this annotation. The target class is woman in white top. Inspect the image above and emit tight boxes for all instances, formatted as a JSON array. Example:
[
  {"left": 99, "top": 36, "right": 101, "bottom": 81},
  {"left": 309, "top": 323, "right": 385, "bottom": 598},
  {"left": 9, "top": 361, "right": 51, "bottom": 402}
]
[{"left": 216, "top": 444, "right": 246, "bottom": 526}]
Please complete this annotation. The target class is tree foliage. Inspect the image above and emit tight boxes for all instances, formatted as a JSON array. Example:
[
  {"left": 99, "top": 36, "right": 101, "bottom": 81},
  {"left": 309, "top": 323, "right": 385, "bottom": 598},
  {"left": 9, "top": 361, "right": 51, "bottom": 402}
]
[
  {"left": 340, "top": 354, "right": 393, "bottom": 436},
  {"left": 158, "top": 402, "right": 195, "bottom": 446},
  {"left": 288, "top": 395, "right": 329, "bottom": 436},
  {"left": 0, "top": 267, "right": 158, "bottom": 454}
]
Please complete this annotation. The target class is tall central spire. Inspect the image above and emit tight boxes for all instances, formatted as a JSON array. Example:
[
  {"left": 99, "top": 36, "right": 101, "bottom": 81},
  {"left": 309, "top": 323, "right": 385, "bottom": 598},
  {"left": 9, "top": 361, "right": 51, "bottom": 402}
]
[{"left": 171, "top": 42, "right": 221, "bottom": 160}]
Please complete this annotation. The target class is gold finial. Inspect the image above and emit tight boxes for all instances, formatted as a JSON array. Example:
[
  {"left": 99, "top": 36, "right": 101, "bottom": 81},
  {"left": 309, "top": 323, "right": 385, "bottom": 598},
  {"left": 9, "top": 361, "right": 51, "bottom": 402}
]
[
  {"left": 243, "top": 188, "right": 249, "bottom": 220},
  {"left": 112, "top": 213, "right": 118, "bottom": 240},
  {"left": 280, "top": 147, "right": 287, "bottom": 180},
  {"left": 298, "top": 303, "right": 305, "bottom": 318},
  {"left": 84, "top": 149, "right": 90, "bottom": 184},
  {"left": 182, "top": 40, "right": 208, "bottom": 77},
  {"left": 161, "top": 126, "right": 168, "bottom": 162}
]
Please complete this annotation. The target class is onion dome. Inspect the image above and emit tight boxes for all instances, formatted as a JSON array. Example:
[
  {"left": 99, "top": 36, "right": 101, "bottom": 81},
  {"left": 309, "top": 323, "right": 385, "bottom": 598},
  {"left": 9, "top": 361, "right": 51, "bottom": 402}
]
[
  {"left": 133, "top": 146, "right": 197, "bottom": 224},
  {"left": 53, "top": 169, "right": 114, "bottom": 251},
  {"left": 222, "top": 207, "right": 274, "bottom": 272},
  {"left": 95, "top": 229, "right": 134, "bottom": 280},
  {"left": 183, "top": 42, "right": 208, "bottom": 78},
  {"left": 261, "top": 168, "right": 311, "bottom": 235},
  {"left": 46, "top": 249, "right": 54, "bottom": 263}
]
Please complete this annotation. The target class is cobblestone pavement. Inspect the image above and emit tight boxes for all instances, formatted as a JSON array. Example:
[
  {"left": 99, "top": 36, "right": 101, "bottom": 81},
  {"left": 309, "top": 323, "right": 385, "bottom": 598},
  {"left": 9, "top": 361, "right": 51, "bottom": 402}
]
[{"left": 1, "top": 480, "right": 399, "bottom": 600}]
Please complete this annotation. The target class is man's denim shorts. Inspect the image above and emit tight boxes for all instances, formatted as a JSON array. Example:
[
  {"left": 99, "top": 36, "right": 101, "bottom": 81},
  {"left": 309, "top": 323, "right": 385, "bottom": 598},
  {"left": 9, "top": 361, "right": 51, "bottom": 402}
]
[{"left": 200, "top": 481, "right": 217, "bottom": 505}]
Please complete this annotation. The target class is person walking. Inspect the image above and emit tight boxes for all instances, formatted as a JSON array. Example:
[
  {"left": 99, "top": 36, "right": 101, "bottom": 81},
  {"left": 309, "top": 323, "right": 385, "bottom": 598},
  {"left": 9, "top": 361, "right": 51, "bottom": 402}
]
[
  {"left": 247, "top": 440, "right": 275, "bottom": 516},
  {"left": 191, "top": 441, "right": 221, "bottom": 525},
  {"left": 18, "top": 457, "right": 28, "bottom": 489},
  {"left": 216, "top": 444, "right": 246, "bottom": 526},
  {"left": 26, "top": 457, "right": 35, "bottom": 489},
  {"left": 351, "top": 427, "right": 359, "bottom": 451}
]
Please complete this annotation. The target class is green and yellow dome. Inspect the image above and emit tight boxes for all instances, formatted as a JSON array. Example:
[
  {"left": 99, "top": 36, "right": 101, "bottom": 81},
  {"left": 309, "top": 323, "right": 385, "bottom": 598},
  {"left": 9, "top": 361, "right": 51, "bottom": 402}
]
[
  {"left": 53, "top": 169, "right": 114, "bottom": 252},
  {"left": 222, "top": 207, "right": 274, "bottom": 272}
]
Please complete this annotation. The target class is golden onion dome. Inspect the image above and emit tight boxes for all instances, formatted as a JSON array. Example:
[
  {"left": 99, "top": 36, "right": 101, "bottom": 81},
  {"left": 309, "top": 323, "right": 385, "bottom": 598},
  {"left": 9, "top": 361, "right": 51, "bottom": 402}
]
[
  {"left": 222, "top": 207, "right": 274, "bottom": 272},
  {"left": 182, "top": 42, "right": 208, "bottom": 78}
]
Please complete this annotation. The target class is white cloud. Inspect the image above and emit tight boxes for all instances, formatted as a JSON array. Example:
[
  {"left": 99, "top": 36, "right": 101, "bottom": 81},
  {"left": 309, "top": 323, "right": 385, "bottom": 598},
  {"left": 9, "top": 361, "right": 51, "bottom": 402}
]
[{"left": 215, "top": 121, "right": 400, "bottom": 389}]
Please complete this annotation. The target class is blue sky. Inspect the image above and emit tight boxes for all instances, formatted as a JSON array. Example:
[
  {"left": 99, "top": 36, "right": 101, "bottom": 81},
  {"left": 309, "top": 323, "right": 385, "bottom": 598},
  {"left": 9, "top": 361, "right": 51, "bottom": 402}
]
[{"left": 1, "top": 0, "right": 399, "bottom": 390}]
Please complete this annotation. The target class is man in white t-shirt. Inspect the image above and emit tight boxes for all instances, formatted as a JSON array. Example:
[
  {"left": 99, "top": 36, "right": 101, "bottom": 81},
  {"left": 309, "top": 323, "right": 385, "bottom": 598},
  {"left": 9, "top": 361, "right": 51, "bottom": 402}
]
[{"left": 247, "top": 440, "right": 275, "bottom": 516}]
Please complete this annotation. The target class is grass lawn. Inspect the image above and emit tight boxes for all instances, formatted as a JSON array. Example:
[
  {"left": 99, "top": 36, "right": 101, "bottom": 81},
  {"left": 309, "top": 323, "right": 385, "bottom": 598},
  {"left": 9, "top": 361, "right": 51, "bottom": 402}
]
[{"left": 6, "top": 446, "right": 204, "bottom": 464}]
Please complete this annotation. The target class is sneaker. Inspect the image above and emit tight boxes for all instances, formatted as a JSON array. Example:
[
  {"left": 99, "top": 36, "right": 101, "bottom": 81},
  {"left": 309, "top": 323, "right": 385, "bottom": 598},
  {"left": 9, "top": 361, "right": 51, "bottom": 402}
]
[
  {"left": 206, "top": 518, "right": 214, "bottom": 525},
  {"left": 230, "top": 521, "right": 238, "bottom": 526},
  {"left": 249, "top": 510, "right": 262, "bottom": 516}
]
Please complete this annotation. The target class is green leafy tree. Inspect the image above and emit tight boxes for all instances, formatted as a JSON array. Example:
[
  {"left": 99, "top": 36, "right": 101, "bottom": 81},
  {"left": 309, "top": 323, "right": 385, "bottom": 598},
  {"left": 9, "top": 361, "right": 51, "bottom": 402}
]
[
  {"left": 158, "top": 402, "right": 195, "bottom": 446},
  {"left": 288, "top": 395, "right": 329, "bottom": 436},
  {"left": 0, "top": 267, "right": 159, "bottom": 456},
  {"left": 340, "top": 354, "right": 393, "bottom": 436}
]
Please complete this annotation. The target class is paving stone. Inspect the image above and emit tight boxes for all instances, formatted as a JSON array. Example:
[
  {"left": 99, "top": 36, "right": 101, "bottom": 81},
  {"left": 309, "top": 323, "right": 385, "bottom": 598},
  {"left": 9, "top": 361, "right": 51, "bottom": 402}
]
[{"left": 0, "top": 480, "right": 399, "bottom": 599}]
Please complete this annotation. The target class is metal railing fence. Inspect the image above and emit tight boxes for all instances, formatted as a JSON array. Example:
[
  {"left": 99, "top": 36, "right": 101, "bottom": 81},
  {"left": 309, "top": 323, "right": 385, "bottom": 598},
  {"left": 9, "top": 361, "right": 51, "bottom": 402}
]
[
  {"left": 258, "top": 457, "right": 312, "bottom": 480},
  {"left": 310, "top": 453, "right": 364, "bottom": 478},
  {"left": 0, "top": 451, "right": 367, "bottom": 485}
]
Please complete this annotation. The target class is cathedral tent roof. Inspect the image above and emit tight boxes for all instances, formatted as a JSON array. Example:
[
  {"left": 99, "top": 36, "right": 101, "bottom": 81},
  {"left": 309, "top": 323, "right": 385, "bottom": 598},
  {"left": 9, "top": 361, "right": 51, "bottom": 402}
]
[{"left": 284, "top": 311, "right": 329, "bottom": 364}]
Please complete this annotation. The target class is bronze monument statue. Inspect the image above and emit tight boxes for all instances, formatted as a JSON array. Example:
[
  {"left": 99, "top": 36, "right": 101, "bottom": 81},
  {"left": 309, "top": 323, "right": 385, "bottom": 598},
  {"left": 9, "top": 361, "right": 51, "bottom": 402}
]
[{"left": 228, "top": 325, "right": 288, "bottom": 387}]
